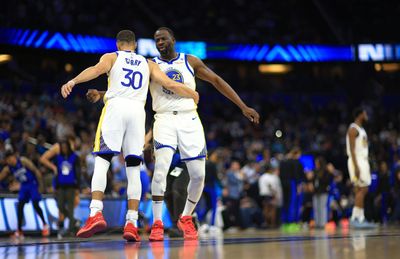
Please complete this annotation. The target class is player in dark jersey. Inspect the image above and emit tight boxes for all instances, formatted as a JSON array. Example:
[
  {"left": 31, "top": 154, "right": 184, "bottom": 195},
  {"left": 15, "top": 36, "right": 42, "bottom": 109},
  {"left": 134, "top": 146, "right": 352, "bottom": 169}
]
[{"left": 0, "top": 150, "right": 49, "bottom": 238}]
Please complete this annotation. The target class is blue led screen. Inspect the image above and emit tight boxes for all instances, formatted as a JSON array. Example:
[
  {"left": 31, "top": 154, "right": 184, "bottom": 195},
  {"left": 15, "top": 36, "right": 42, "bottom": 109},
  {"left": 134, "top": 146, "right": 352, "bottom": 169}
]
[
  {"left": 207, "top": 43, "right": 354, "bottom": 62},
  {"left": 3, "top": 27, "right": 398, "bottom": 62}
]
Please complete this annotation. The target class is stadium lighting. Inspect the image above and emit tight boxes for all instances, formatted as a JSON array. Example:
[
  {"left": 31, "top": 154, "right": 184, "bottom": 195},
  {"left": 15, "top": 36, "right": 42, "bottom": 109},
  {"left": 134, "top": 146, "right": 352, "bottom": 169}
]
[
  {"left": 258, "top": 64, "right": 292, "bottom": 74},
  {"left": 374, "top": 63, "right": 400, "bottom": 72},
  {"left": 275, "top": 130, "right": 283, "bottom": 138},
  {"left": 0, "top": 54, "right": 12, "bottom": 64}
]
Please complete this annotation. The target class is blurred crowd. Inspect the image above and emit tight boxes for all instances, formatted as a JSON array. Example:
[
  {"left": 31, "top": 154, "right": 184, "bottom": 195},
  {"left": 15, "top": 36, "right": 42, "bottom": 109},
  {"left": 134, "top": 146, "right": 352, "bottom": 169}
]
[{"left": 1, "top": 77, "right": 400, "bottom": 230}]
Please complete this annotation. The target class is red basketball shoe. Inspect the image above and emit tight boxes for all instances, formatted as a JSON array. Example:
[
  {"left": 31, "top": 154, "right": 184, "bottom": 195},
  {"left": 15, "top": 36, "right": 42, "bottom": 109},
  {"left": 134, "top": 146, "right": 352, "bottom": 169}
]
[
  {"left": 177, "top": 216, "right": 198, "bottom": 240},
  {"left": 149, "top": 220, "right": 164, "bottom": 241},
  {"left": 123, "top": 222, "right": 141, "bottom": 242},
  {"left": 76, "top": 212, "right": 107, "bottom": 238}
]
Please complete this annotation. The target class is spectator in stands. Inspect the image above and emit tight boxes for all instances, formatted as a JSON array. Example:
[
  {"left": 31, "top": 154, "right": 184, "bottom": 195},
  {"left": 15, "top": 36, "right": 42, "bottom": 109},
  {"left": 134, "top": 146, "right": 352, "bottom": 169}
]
[
  {"left": 312, "top": 157, "right": 333, "bottom": 228},
  {"left": 198, "top": 150, "right": 222, "bottom": 234},
  {"left": 301, "top": 170, "right": 314, "bottom": 228},
  {"left": 258, "top": 163, "right": 282, "bottom": 228},
  {"left": 222, "top": 160, "right": 244, "bottom": 230},
  {"left": 391, "top": 168, "right": 400, "bottom": 223},
  {"left": 375, "top": 161, "right": 391, "bottom": 223},
  {"left": 279, "top": 147, "right": 303, "bottom": 230},
  {"left": 40, "top": 139, "right": 81, "bottom": 237}
]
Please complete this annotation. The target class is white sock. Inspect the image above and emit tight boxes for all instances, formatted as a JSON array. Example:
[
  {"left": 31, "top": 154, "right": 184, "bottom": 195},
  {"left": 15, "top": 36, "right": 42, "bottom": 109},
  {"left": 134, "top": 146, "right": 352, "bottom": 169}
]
[
  {"left": 358, "top": 208, "right": 365, "bottom": 222},
  {"left": 182, "top": 199, "right": 197, "bottom": 217},
  {"left": 90, "top": 199, "right": 103, "bottom": 217},
  {"left": 126, "top": 210, "right": 138, "bottom": 227},
  {"left": 91, "top": 156, "right": 111, "bottom": 192},
  {"left": 352, "top": 207, "right": 365, "bottom": 222},
  {"left": 351, "top": 207, "right": 357, "bottom": 221},
  {"left": 153, "top": 200, "right": 163, "bottom": 222}
]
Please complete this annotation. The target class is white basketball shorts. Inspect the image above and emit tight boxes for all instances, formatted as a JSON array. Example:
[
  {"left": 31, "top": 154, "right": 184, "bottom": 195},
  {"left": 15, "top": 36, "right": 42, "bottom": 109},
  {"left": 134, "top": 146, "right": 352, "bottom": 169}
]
[
  {"left": 348, "top": 157, "right": 371, "bottom": 187},
  {"left": 93, "top": 97, "right": 145, "bottom": 160},
  {"left": 153, "top": 110, "right": 207, "bottom": 161}
]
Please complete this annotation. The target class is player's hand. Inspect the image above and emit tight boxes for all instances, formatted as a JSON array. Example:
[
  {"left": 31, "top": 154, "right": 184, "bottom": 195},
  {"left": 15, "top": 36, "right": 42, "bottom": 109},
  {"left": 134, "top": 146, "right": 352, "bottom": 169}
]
[
  {"left": 86, "top": 89, "right": 101, "bottom": 103},
  {"left": 193, "top": 91, "right": 200, "bottom": 104},
  {"left": 242, "top": 106, "right": 260, "bottom": 124},
  {"left": 61, "top": 80, "right": 75, "bottom": 98}
]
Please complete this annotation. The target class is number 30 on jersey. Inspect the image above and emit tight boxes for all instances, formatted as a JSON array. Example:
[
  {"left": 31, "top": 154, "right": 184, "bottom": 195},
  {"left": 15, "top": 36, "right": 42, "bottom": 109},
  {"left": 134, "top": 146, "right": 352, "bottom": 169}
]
[{"left": 121, "top": 68, "right": 143, "bottom": 89}]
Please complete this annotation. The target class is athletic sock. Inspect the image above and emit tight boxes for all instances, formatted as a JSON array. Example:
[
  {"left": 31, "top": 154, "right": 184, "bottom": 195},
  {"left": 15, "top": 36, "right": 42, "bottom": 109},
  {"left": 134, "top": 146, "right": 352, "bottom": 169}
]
[
  {"left": 182, "top": 199, "right": 198, "bottom": 217},
  {"left": 153, "top": 200, "right": 163, "bottom": 222},
  {"left": 126, "top": 210, "right": 138, "bottom": 227},
  {"left": 89, "top": 199, "right": 103, "bottom": 217}
]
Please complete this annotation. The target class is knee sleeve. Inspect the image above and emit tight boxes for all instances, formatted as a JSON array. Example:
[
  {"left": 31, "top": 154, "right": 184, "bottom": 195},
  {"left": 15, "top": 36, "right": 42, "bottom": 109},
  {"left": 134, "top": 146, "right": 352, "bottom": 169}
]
[
  {"left": 91, "top": 156, "right": 111, "bottom": 192},
  {"left": 125, "top": 156, "right": 142, "bottom": 167},
  {"left": 152, "top": 170, "right": 168, "bottom": 197},
  {"left": 185, "top": 158, "right": 206, "bottom": 202},
  {"left": 126, "top": 166, "right": 141, "bottom": 200},
  {"left": 151, "top": 148, "right": 174, "bottom": 196}
]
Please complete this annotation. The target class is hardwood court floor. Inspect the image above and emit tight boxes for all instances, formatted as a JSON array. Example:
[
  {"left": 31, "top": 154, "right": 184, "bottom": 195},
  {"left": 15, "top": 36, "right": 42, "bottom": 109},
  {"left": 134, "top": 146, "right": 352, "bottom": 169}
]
[{"left": 1, "top": 227, "right": 400, "bottom": 259}]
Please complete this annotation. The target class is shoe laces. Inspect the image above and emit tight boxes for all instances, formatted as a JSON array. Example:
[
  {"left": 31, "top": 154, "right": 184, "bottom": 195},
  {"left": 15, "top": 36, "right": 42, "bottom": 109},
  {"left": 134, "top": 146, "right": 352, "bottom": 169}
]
[
  {"left": 181, "top": 217, "right": 196, "bottom": 233},
  {"left": 152, "top": 221, "right": 163, "bottom": 233}
]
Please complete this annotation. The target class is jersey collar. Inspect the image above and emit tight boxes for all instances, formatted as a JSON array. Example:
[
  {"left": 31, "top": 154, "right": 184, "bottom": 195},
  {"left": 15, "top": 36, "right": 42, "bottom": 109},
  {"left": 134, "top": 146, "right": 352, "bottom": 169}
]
[{"left": 158, "top": 53, "right": 180, "bottom": 64}]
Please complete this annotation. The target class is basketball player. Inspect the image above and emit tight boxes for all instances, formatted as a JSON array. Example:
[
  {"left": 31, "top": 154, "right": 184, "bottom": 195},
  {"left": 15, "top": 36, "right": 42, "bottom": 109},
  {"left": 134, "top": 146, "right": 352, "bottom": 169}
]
[
  {"left": 86, "top": 27, "right": 260, "bottom": 240},
  {"left": 346, "top": 107, "right": 376, "bottom": 228},
  {"left": 61, "top": 30, "right": 199, "bottom": 241},
  {"left": 148, "top": 27, "right": 259, "bottom": 241},
  {"left": 0, "top": 150, "right": 50, "bottom": 238}
]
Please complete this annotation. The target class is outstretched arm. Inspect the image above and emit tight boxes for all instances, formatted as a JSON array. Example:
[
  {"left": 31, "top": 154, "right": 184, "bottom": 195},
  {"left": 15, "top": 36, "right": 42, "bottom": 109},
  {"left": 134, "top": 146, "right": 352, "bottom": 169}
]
[
  {"left": 61, "top": 53, "right": 116, "bottom": 98},
  {"left": 187, "top": 55, "right": 260, "bottom": 124},
  {"left": 148, "top": 60, "right": 199, "bottom": 104},
  {"left": 39, "top": 143, "right": 60, "bottom": 174}
]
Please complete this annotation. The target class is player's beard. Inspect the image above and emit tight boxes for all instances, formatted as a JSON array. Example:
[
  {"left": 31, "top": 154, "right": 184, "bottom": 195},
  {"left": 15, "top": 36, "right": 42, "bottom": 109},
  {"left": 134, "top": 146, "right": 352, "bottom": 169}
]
[{"left": 159, "top": 46, "right": 173, "bottom": 59}]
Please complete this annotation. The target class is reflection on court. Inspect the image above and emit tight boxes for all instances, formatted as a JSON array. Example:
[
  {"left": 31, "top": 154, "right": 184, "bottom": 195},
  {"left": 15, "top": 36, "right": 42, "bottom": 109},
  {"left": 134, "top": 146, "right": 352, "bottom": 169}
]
[{"left": 1, "top": 228, "right": 400, "bottom": 259}]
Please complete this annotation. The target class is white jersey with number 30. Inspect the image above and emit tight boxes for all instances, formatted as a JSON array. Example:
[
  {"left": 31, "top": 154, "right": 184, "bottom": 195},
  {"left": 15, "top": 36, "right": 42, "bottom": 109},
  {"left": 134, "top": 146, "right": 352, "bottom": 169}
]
[
  {"left": 150, "top": 53, "right": 197, "bottom": 112},
  {"left": 105, "top": 51, "right": 149, "bottom": 103}
]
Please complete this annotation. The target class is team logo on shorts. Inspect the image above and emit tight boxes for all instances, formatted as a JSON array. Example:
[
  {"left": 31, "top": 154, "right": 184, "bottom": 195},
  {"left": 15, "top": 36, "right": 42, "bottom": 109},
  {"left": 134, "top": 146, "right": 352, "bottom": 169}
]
[{"left": 163, "top": 69, "right": 184, "bottom": 95}]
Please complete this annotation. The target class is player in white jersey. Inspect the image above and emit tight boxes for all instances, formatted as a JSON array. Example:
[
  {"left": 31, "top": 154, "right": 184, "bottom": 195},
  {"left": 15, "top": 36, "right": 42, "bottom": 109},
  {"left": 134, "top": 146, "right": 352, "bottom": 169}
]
[
  {"left": 61, "top": 30, "right": 199, "bottom": 241},
  {"left": 148, "top": 27, "right": 260, "bottom": 241},
  {"left": 346, "top": 107, "right": 376, "bottom": 228},
  {"left": 84, "top": 27, "right": 260, "bottom": 240}
]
